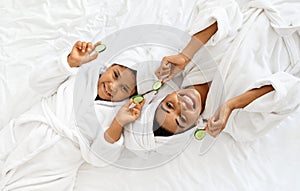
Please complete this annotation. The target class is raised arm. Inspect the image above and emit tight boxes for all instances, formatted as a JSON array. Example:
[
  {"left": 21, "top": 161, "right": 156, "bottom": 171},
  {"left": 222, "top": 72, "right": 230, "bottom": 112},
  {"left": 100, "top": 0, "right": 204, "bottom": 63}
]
[
  {"left": 181, "top": 22, "right": 218, "bottom": 62},
  {"left": 155, "top": 0, "right": 242, "bottom": 82},
  {"left": 155, "top": 22, "right": 218, "bottom": 82},
  {"left": 29, "top": 41, "right": 100, "bottom": 97},
  {"left": 104, "top": 99, "right": 145, "bottom": 143},
  {"left": 206, "top": 85, "right": 275, "bottom": 137}
]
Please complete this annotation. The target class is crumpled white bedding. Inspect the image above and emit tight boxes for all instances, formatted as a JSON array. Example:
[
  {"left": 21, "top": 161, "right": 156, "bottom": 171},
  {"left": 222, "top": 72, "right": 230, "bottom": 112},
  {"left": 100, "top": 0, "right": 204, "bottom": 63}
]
[
  {"left": 75, "top": 110, "right": 300, "bottom": 191},
  {"left": 0, "top": 0, "right": 300, "bottom": 190}
]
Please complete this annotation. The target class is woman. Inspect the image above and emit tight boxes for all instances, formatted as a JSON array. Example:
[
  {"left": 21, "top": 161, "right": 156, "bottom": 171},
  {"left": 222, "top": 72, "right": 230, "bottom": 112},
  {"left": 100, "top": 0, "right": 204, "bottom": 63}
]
[
  {"left": 153, "top": 84, "right": 274, "bottom": 136},
  {"left": 155, "top": 0, "right": 300, "bottom": 138},
  {"left": 102, "top": 72, "right": 298, "bottom": 168}
]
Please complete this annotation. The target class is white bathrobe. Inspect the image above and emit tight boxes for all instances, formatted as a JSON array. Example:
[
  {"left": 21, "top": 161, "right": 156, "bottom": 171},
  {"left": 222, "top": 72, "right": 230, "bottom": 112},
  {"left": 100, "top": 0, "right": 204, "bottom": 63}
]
[
  {"left": 90, "top": 0, "right": 245, "bottom": 165},
  {"left": 2, "top": 0, "right": 298, "bottom": 189},
  {"left": 201, "top": 0, "right": 300, "bottom": 141},
  {"left": 0, "top": 50, "right": 138, "bottom": 190},
  {"left": 0, "top": 52, "right": 84, "bottom": 191},
  {"left": 0, "top": 45, "right": 156, "bottom": 190},
  {"left": 107, "top": 0, "right": 244, "bottom": 164},
  {"left": 87, "top": 0, "right": 247, "bottom": 166},
  {"left": 179, "top": 0, "right": 300, "bottom": 148},
  {"left": 110, "top": 0, "right": 300, "bottom": 162}
]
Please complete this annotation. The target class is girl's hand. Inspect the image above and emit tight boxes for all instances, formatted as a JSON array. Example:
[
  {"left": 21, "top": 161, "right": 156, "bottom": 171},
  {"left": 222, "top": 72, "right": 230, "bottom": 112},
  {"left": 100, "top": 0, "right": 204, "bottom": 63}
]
[
  {"left": 115, "top": 99, "right": 145, "bottom": 126},
  {"left": 155, "top": 53, "right": 191, "bottom": 83},
  {"left": 67, "top": 41, "right": 101, "bottom": 67},
  {"left": 205, "top": 102, "right": 234, "bottom": 137}
]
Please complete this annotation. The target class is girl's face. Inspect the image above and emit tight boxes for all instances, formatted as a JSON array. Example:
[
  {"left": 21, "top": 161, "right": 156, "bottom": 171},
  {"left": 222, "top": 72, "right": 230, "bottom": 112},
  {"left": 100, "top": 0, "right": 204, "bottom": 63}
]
[
  {"left": 155, "top": 88, "right": 202, "bottom": 134},
  {"left": 97, "top": 64, "right": 137, "bottom": 101}
]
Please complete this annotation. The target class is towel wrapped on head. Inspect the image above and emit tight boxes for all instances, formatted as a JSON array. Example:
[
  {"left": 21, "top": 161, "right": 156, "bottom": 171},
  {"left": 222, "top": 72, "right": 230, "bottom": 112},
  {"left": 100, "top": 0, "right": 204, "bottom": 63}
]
[
  {"left": 109, "top": 46, "right": 205, "bottom": 158},
  {"left": 123, "top": 94, "right": 203, "bottom": 159}
]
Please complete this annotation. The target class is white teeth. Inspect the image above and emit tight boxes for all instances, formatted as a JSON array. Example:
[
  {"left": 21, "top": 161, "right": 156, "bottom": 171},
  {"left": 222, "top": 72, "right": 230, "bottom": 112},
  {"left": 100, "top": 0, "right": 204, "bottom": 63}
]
[
  {"left": 106, "top": 89, "right": 111, "bottom": 96},
  {"left": 183, "top": 95, "right": 194, "bottom": 108},
  {"left": 104, "top": 84, "right": 111, "bottom": 96}
]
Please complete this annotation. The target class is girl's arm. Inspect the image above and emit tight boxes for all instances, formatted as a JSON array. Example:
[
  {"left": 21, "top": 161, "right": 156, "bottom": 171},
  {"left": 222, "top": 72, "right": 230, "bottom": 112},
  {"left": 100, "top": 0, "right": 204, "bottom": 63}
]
[
  {"left": 104, "top": 99, "right": 145, "bottom": 143},
  {"left": 29, "top": 41, "right": 100, "bottom": 97},
  {"left": 104, "top": 118, "right": 124, "bottom": 144}
]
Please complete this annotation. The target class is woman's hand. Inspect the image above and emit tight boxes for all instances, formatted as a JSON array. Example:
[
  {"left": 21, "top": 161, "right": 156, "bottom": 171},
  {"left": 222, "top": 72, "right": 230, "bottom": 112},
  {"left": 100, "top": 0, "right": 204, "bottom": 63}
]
[
  {"left": 155, "top": 53, "right": 191, "bottom": 83},
  {"left": 206, "top": 101, "right": 234, "bottom": 137},
  {"left": 115, "top": 99, "right": 145, "bottom": 127},
  {"left": 67, "top": 41, "right": 101, "bottom": 67},
  {"left": 205, "top": 85, "right": 275, "bottom": 137}
]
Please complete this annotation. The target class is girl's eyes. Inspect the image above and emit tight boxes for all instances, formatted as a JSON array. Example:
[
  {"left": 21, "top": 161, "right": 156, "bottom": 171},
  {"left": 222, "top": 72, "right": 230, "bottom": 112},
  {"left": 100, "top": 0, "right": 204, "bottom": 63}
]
[{"left": 113, "top": 71, "right": 119, "bottom": 79}]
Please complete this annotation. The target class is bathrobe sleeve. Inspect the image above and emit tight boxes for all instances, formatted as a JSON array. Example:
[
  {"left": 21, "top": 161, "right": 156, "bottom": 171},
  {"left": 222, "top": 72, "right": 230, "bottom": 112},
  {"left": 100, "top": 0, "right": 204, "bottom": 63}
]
[
  {"left": 181, "top": 61, "right": 216, "bottom": 87},
  {"left": 90, "top": 130, "right": 124, "bottom": 165},
  {"left": 29, "top": 52, "right": 78, "bottom": 97},
  {"left": 188, "top": 0, "right": 243, "bottom": 46},
  {"left": 224, "top": 72, "right": 300, "bottom": 141}
]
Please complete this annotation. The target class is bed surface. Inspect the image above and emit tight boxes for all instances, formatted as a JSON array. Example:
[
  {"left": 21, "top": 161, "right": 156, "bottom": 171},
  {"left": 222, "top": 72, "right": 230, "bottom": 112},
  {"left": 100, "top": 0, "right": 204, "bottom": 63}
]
[{"left": 1, "top": 0, "right": 299, "bottom": 190}]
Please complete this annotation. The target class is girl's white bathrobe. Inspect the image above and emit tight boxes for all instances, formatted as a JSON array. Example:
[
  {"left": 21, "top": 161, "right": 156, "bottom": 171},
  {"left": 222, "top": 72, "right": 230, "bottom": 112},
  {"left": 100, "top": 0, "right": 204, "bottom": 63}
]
[{"left": 0, "top": 52, "right": 127, "bottom": 190}]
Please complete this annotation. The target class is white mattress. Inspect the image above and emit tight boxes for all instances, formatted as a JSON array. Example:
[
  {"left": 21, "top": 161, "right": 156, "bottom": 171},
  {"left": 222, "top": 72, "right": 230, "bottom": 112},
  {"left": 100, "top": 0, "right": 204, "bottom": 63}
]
[{"left": 1, "top": 0, "right": 300, "bottom": 190}]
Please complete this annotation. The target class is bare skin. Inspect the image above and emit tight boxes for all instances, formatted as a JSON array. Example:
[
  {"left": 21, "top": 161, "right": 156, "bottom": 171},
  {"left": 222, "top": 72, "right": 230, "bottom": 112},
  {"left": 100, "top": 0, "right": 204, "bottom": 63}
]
[
  {"left": 155, "top": 85, "right": 274, "bottom": 137},
  {"left": 155, "top": 22, "right": 218, "bottom": 82},
  {"left": 67, "top": 41, "right": 137, "bottom": 102},
  {"left": 105, "top": 99, "right": 145, "bottom": 143}
]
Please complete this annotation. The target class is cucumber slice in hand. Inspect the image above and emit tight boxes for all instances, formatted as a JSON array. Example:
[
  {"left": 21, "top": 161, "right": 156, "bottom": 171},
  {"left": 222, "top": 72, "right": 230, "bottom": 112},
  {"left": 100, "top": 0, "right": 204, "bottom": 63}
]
[
  {"left": 132, "top": 95, "right": 144, "bottom": 103},
  {"left": 152, "top": 81, "right": 162, "bottom": 91},
  {"left": 95, "top": 44, "right": 106, "bottom": 53},
  {"left": 194, "top": 129, "right": 206, "bottom": 140}
]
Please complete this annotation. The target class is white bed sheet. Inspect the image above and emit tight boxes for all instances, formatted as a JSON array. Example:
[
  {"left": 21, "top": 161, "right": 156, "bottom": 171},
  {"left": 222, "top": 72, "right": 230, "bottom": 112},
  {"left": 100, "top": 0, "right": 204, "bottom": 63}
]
[
  {"left": 0, "top": 0, "right": 300, "bottom": 190},
  {"left": 74, "top": 109, "right": 300, "bottom": 191}
]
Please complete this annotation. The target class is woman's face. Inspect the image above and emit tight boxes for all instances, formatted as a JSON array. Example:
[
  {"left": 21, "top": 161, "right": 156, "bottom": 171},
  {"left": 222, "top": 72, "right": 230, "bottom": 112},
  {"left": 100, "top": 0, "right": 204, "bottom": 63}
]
[
  {"left": 97, "top": 64, "right": 137, "bottom": 101},
  {"left": 155, "top": 88, "right": 202, "bottom": 134}
]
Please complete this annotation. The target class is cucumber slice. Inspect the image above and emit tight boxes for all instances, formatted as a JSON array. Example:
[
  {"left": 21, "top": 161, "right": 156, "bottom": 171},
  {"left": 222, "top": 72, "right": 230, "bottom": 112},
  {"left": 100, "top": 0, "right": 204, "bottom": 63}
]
[
  {"left": 132, "top": 95, "right": 144, "bottom": 103},
  {"left": 95, "top": 44, "right": 106, "bottom": 53},
  {"left": 152, "top": 81, "right": 162, "bottom": 91},
  {"left": 194, "top": 129, "right": 206, "bottom": 140}
]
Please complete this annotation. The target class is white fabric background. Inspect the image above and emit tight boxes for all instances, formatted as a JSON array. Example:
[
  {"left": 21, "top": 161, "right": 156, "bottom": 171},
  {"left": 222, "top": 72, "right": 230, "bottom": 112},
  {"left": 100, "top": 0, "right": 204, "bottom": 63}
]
[{"left": 0, "top": 0, "right": 299, "bottom": 190}]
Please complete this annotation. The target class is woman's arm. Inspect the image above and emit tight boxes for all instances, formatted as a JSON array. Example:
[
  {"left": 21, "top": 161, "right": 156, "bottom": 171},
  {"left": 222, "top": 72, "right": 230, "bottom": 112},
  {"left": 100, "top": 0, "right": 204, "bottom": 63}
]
[
  {"left": 228, "top": 85, "right": 274, "bottom": 110},
  {"left": 155, "top": 22, "right": 218, "bottom": 82},
  {"left": 181, "top": 22, "right": 218, "bottom": 61},
  {"left": 206, "top": 85, "right": 275, "bottom": 137}
]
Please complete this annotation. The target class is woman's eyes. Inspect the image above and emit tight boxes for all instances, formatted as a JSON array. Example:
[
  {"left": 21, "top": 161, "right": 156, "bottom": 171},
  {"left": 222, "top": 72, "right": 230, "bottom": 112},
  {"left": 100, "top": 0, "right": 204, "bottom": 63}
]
[
  {"left": 166, "top": 102, "right": 173, "bottom": 109},
  {"left": 165, "top": 101, "right": 187, "bottom": 124},
  {"left": 180, "top": 115, "right": 187, "bottom": 123},
  {"left": 122, "top": 86, "right": 129, "bottom": 93}
]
